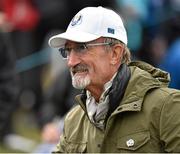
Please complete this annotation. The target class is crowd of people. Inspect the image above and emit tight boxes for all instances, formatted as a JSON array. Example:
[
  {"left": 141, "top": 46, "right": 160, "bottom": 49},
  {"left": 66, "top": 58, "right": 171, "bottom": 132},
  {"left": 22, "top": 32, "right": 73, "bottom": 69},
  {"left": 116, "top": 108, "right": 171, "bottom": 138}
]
[{"left": 0, "top": 0, "right": 179, "bottom": 152}]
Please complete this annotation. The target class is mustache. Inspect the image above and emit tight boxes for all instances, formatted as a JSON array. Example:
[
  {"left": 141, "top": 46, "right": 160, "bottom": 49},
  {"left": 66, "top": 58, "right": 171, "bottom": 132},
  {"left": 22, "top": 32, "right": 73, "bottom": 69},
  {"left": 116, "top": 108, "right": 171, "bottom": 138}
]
[{"left": 71, "top": 64, "right": 89, "bottom": 74}]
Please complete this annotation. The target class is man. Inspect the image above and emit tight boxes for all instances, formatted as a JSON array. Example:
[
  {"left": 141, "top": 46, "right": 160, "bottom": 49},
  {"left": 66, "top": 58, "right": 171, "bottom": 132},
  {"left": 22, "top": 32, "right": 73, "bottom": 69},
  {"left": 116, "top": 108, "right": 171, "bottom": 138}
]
[
  {"left": 48, "top": 6, "right": 180, "bottom": 153},
  {"left": 0, "top": 32, "right": 19, "bottom": 142}
]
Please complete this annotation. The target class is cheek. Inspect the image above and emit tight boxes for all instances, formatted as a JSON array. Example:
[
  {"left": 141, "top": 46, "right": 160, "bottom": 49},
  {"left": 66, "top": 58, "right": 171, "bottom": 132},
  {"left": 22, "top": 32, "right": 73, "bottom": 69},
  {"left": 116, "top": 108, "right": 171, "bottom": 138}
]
[
  {"left": 90, "top": 61, "right": 111, "bottom": 77},
  {"left": 86, "top": 52, "right": 111, "bottom": 77}
]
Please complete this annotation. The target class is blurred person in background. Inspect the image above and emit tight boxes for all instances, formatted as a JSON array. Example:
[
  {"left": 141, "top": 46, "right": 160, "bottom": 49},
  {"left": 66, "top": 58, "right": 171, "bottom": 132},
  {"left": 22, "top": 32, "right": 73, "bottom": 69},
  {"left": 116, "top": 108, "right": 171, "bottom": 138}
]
[
  {"left": 49, "top": 6, "right": 180, "bottom": 152},
  {"left": 158, "top": 14, "right": 180, "bottom": 89},
  {"left": 0, "top": 32, "right": 19, "bottom": 144},
  {"left": 0, "top": 0, "right": 69, "bottom": 128},
  {"left": 143, "top": 0, "right": 180, "bottom": 89},
  {"left": 137, "top": 0, "right": 180, "bottom": 66},
  {"left": 160, "top": 38, "right": 180, "bottom": 89},
  {"left": 0, "top": 0, "right": 43, "bottom": 126},
  {"left": 128, "top": 0, "right": 168, "bottom": 64}
]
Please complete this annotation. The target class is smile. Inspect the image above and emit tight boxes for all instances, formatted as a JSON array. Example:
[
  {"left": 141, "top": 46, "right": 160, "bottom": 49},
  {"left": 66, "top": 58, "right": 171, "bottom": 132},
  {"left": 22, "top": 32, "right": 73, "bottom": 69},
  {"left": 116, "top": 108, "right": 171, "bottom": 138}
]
[
  {"left": 72, "top": 64, "right": 89, "bottom": 75},
  {"left": 73, "top": 70, "right": 88, "bottom": 76}
]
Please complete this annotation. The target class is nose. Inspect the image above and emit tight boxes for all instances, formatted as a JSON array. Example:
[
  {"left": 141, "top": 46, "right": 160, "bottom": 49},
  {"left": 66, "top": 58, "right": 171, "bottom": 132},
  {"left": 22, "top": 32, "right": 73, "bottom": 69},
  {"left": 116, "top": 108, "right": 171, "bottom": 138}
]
[{"left": 67, "top": 50, "right": 81, "bottom": 68}]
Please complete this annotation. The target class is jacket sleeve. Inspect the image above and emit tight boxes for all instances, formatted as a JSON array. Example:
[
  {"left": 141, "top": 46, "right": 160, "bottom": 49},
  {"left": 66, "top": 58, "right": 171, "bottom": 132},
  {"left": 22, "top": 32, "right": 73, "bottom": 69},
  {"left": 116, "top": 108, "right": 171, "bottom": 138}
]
[{"left": 160, "top": 90, "right": 180, "bottom": 152}]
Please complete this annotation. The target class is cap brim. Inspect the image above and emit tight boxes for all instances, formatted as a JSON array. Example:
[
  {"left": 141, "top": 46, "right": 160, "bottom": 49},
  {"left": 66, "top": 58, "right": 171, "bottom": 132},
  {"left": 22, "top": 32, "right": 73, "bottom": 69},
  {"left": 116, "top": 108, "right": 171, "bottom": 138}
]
[{"left": 48, "top": 30, "right": 100, "bottom": 48}]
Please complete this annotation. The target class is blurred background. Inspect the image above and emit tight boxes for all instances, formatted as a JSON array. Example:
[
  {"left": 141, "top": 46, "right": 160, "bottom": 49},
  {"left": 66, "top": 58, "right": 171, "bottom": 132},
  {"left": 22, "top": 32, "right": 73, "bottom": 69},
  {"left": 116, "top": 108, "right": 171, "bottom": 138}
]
[{"left": 0, "top": 0, "right": 179, "bottom": 153}]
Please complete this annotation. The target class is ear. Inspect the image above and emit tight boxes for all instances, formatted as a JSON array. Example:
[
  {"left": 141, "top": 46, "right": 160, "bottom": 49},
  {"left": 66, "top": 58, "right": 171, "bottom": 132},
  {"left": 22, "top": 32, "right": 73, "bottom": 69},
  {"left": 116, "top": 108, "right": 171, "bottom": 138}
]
[{"left": 110, "top": 44, "right": 124, "bottom": 65}]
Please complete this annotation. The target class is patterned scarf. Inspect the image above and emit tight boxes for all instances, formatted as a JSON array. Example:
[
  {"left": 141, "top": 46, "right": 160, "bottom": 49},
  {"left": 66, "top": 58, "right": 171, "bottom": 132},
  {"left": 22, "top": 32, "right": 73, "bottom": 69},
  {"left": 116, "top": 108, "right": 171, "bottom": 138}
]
[{"left": 85, "top": 64, "right": 131, "bottom": 130}]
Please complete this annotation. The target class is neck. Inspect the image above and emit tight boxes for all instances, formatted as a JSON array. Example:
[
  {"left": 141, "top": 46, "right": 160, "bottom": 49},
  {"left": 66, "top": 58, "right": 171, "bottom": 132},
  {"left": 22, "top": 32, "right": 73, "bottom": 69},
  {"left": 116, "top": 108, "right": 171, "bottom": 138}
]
[
  {"left": 86, "top": 65, "right": 120, "bottom": 101},
  {"left": 87, "top": 72, "right": 118, "bottom": 102},
  {"left": 87, "top": 85, "right": 103, "bottom": 102}
]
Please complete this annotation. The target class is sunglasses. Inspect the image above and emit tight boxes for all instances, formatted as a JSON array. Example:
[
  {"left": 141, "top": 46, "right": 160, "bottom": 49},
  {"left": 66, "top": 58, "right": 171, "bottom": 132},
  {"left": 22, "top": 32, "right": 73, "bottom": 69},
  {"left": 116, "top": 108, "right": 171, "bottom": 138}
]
[{"left": 58, "top": 42, "right": 113, "bottom": 59}]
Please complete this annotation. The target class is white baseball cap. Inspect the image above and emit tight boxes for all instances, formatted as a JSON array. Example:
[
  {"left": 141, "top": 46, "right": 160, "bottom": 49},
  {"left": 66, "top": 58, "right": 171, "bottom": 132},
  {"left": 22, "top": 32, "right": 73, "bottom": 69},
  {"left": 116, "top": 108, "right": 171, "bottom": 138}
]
[{"left": 48, "top": 6, "right": 127, "bottom": 48}]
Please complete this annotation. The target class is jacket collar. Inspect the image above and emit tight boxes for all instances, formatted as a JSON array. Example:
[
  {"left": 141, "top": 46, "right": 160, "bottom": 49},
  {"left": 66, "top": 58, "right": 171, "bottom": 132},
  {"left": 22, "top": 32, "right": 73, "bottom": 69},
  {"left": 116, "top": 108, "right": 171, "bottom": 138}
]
[{"left": 113, "top": 61, "right": 170, "bottom": 114}]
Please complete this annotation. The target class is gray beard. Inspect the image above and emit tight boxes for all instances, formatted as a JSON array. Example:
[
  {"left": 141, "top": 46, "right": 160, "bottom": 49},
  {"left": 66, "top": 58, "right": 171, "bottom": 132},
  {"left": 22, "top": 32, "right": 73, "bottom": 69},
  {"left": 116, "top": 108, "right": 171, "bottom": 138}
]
[{"left": 71, "top": 72, "right": 91, "bottom": 89}]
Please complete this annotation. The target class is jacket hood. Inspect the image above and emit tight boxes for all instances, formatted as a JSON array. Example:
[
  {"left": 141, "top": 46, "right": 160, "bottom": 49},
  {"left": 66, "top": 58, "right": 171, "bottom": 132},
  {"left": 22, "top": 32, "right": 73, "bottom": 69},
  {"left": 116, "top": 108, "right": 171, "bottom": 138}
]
[
  {"left": 121, "top": 61, "right": 170, "bottom": 105},
  {"left": 129, "top": 61, "right": 170, "bottom": 85}
]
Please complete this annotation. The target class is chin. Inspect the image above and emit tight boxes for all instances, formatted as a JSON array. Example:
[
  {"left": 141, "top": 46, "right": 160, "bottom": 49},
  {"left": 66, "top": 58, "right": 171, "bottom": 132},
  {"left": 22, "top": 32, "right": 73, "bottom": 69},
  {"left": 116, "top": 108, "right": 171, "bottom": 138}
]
[{"left": 72, "top": 74, "right": 91, "bottom": 89}]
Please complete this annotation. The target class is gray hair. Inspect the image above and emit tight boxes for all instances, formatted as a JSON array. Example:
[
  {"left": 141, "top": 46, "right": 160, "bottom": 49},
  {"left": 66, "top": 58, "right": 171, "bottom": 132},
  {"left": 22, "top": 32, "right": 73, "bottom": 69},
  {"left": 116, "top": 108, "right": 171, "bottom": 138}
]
[{"left": 104, "top": 38, "right": 131, "bottom": 64}]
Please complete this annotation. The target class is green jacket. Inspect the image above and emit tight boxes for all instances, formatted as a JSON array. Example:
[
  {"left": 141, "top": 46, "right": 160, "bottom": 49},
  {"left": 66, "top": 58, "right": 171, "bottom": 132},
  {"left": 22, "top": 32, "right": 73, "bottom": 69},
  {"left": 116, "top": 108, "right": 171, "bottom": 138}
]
[{"left": 54, "top": 61, "right": 180, "bottom": 153}]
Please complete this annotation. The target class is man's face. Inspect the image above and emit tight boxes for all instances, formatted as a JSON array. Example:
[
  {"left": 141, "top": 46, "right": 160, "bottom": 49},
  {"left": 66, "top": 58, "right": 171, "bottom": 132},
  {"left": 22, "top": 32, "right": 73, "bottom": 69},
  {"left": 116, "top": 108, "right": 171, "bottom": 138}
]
[{"left": 65, "top": 38, "right": 115, "bottom": 91}]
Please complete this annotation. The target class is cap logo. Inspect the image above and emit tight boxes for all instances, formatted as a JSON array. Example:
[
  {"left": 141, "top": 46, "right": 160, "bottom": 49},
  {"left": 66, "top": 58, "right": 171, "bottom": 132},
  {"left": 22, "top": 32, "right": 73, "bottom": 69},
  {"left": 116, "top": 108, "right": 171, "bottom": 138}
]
[
  {"left": 108, "top": 28, "right": 115, "bottom": 34},
  {"left": 71, "top": 14, "right": 82, "bottom": 26}
]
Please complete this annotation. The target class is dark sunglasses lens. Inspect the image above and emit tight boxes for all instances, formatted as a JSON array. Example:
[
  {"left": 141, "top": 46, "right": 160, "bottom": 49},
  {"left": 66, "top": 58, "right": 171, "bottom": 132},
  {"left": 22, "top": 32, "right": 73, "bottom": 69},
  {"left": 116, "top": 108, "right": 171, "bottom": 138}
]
[{"left": 59, "top": 48, "right": 67, "bottom": 58}]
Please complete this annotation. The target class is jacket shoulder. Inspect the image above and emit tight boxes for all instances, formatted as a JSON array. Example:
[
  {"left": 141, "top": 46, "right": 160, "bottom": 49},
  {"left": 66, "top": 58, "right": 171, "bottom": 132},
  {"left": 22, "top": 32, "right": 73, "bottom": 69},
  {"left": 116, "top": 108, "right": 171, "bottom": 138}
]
[
  {"left": 149, "top": 87, "right": 180, "bottom": 99},
  {"left": 154, "top": 88, "right": 180, "bottom": 152},
  {"left": 65, "top": 104, "right": 85, "bottom": 122}
]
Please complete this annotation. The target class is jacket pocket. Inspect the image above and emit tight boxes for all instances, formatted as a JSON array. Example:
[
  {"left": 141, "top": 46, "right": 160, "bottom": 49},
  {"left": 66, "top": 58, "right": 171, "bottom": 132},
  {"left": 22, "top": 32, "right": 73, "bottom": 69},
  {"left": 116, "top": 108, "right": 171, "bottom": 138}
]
[
  {"left": 117, "top": 131, "right": 150, "bottom": 151},
  {"left": 66, "top": 141, "right": 87, "bottom": 153}
]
